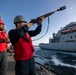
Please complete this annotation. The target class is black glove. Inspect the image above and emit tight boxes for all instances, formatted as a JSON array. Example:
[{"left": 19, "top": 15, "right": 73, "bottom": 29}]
[
  {"left": 36, "top": 21, "right": 42, "bottom": 26},
  {"left": 30, "top": 17, "right": 42, "bottom": 23},
  {"left": 30, "top": 19, "right": 36, "bottom": 24},
  {"left": 36, "top": 17, "right": 42, "bottom": 25}
]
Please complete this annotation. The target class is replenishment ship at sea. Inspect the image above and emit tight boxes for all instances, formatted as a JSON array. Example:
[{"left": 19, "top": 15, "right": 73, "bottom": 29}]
[{"left": 39, "top": 21, "right": 76, "bottom": 51}]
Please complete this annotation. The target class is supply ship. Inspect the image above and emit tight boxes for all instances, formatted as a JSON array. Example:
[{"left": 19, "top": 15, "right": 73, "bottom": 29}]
[{"left": 39, "top": 21, "right": 76, "bottom": 51}]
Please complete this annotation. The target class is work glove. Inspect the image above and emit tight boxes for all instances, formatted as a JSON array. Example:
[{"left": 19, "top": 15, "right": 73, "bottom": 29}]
[
  {"left": 30, "top": 19, "right": 36, "bottom": 24},
  {"left": 30, "top": 16, "right": 45, "bottom": 25}
]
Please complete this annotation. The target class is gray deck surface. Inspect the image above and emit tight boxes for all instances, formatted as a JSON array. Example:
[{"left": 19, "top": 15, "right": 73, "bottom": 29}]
[{"left": 6, "top": 56, "right": 55, "bottom": 75}]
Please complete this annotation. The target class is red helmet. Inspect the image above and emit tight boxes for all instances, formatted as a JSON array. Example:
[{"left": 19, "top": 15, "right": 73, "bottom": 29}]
[{"left": 0, "top": 20, "right": 4, "bottom": 25}]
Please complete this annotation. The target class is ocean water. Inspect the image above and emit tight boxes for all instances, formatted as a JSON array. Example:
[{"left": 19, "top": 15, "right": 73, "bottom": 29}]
[{"left": 34, "top": 47, "right": 76, "bottom": 75}]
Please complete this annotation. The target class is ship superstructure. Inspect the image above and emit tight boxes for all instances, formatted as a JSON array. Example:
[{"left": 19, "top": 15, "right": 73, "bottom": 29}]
[{"left": 39, "top": 22, "right": 76, "bottom": 51}]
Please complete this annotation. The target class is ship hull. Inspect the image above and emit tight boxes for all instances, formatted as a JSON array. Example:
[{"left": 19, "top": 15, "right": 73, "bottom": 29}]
[{"left": 39, "top": 43, "right": 76, "bottom": 51}]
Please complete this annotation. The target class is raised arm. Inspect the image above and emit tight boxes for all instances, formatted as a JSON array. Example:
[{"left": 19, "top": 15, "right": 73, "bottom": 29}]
[
  {"left": 8, "top": 23, "right": 33, "bottom": 44},
  {"left": 28, "top": 16, "right": 45, "bottom": 37}
]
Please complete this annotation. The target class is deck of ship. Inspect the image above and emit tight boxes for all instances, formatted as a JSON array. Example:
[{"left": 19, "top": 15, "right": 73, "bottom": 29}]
[{"left": 6, "top": 56, "right": 57, "bottom": 75}]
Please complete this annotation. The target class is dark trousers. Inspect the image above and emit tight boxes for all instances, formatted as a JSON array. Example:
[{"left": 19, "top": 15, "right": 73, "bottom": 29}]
[
  {"left": 0, "top": 51, "right": 7, "bottom": 75},
  {"left": 15, "top": 57, "right": 36, "bottom": 75}
]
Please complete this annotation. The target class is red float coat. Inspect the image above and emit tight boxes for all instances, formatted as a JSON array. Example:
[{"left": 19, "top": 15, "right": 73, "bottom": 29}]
[
  {"left": 9, "top": 25, "right": 42, "bottom": 60},
  {"left": 13, "top": 33, "right": 34, "bottom": 60},
  {"left": 0, "top": 31, "right": 8, "bottom": 52}
]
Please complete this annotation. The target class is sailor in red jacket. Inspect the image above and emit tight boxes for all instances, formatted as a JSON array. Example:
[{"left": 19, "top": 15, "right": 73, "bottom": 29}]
[
  {"left": 9, "top": 15, "right": 44, "bottom": 75},
  {"left": 0, "top": 17, "right": 9, "bottom": 75}
]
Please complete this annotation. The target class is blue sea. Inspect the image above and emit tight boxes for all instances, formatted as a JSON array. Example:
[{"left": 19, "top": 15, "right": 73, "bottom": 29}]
[{"left": 34, "top": 47, "right": 76, "bottom": 75}]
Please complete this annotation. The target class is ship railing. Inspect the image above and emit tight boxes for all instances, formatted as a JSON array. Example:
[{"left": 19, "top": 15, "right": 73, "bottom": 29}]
[{"left": 35, "top": 62, "right": 61, "bottom": 75}]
